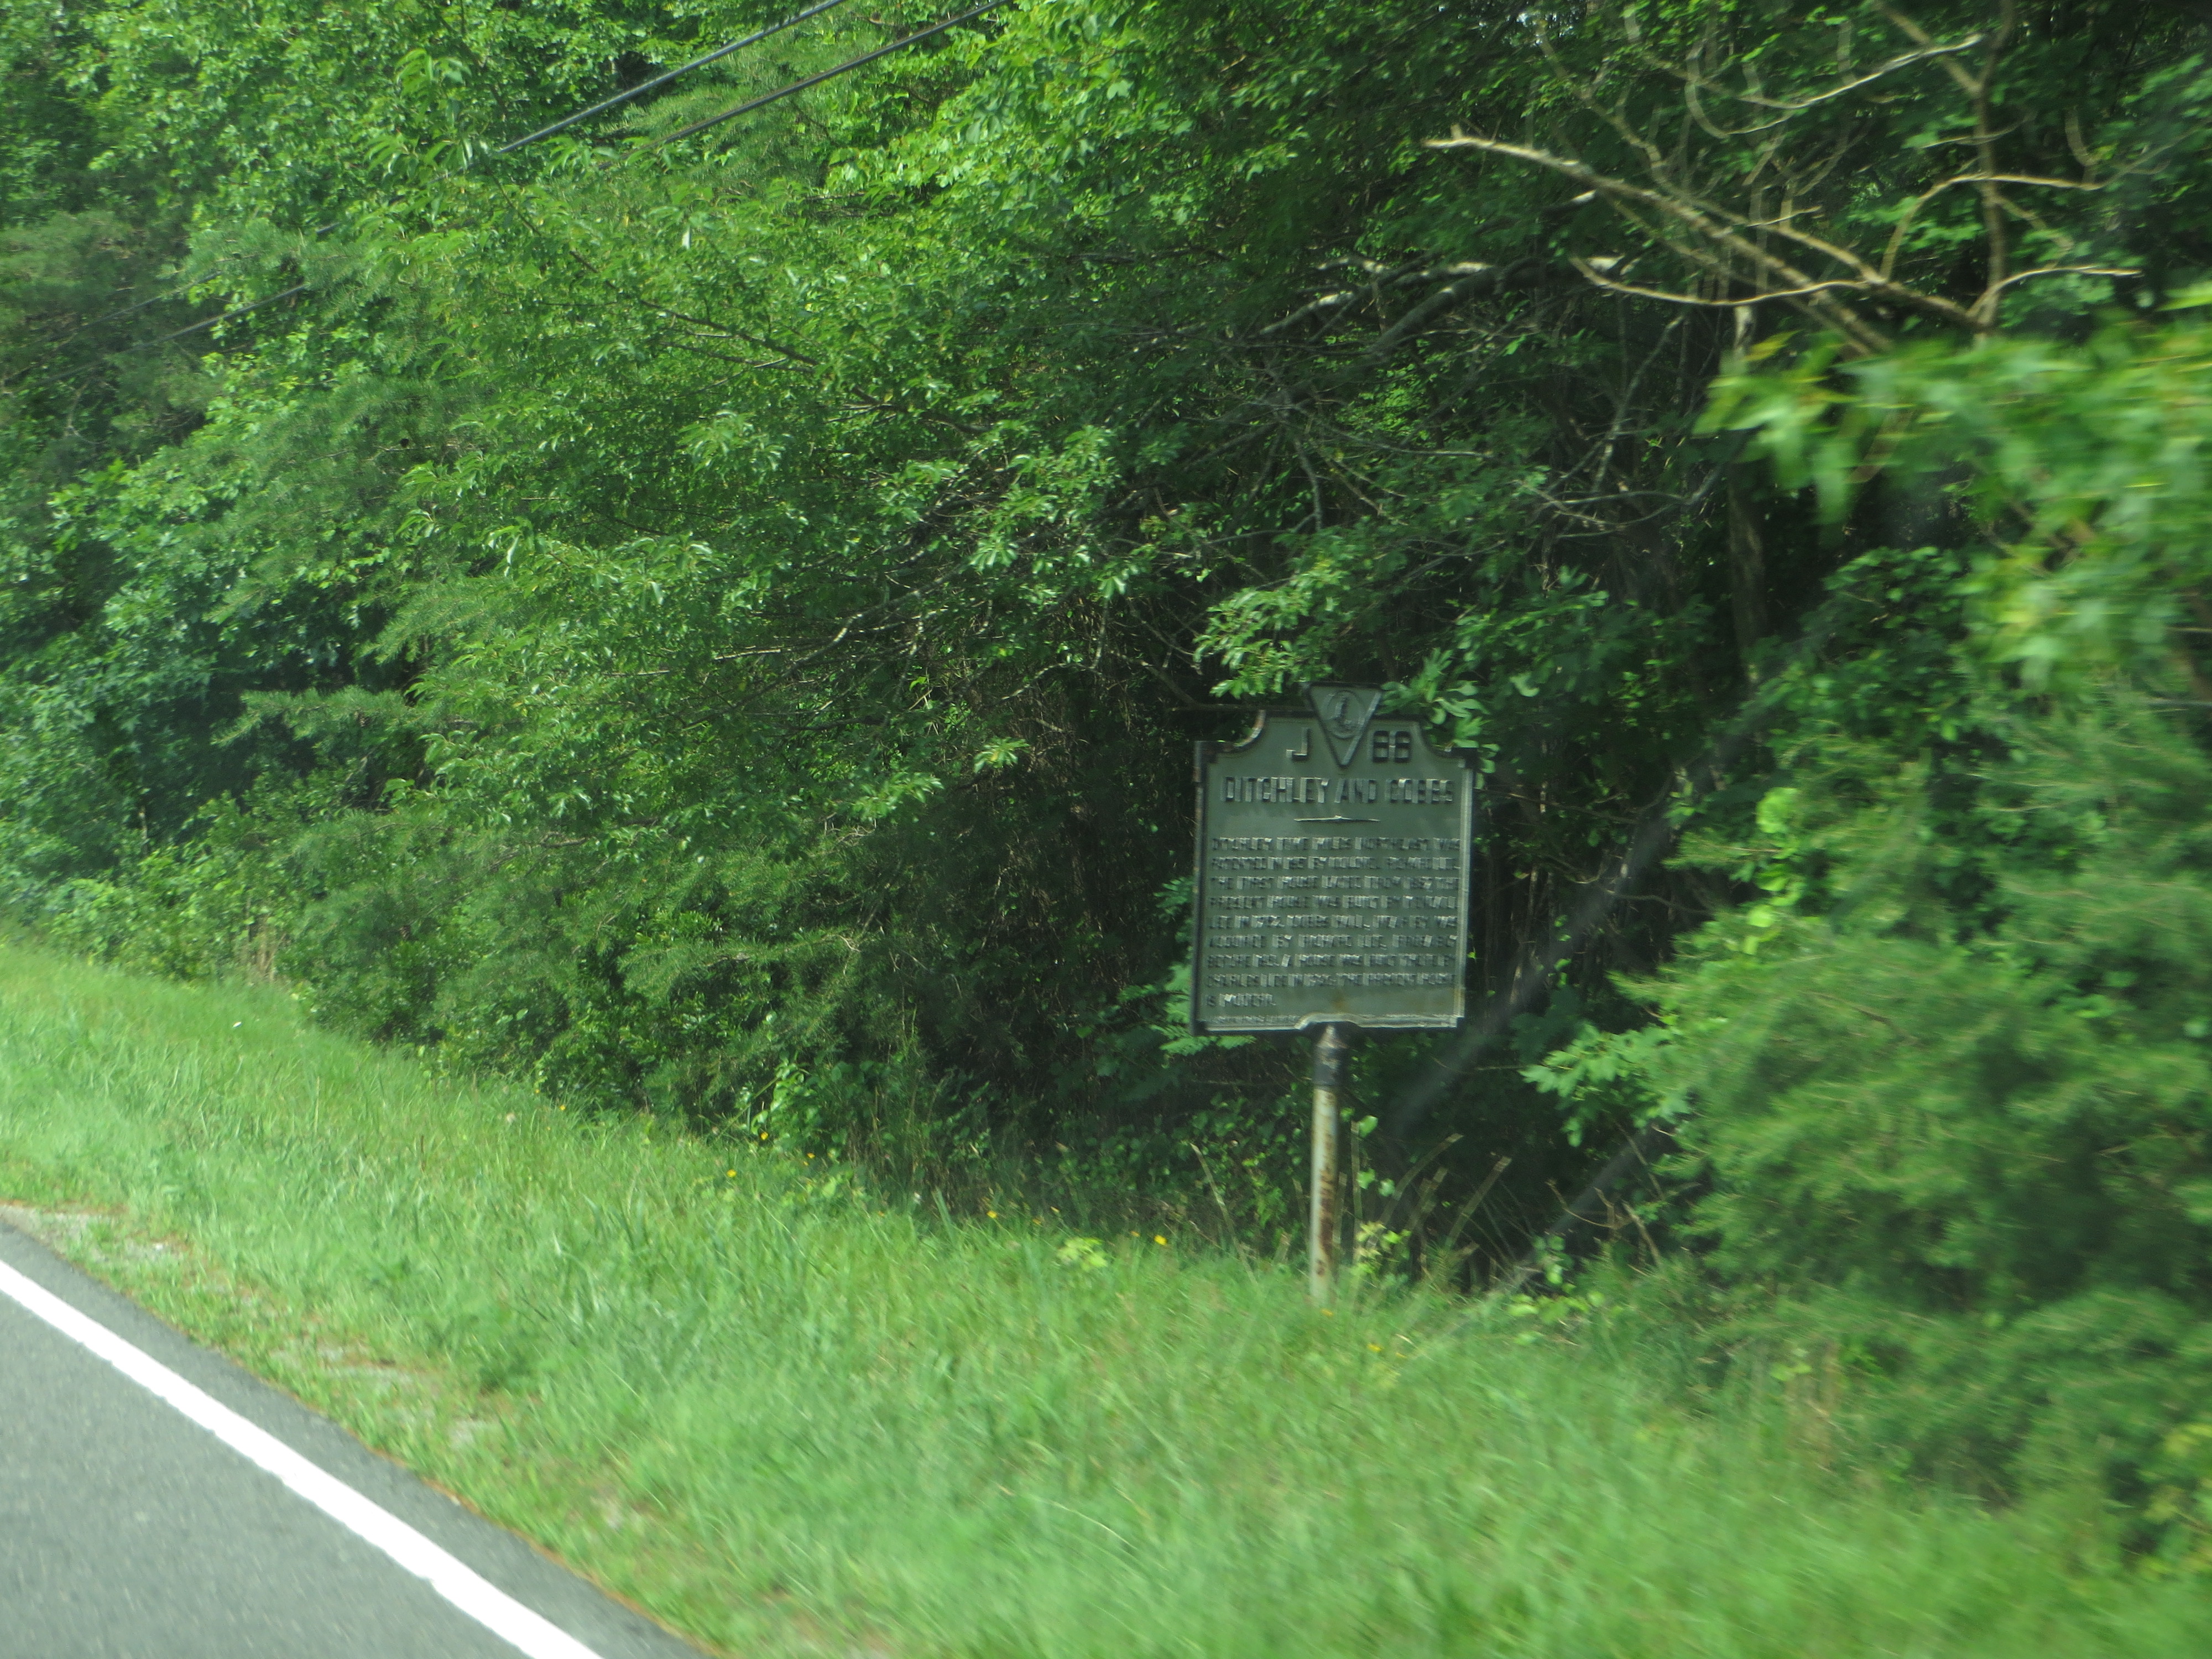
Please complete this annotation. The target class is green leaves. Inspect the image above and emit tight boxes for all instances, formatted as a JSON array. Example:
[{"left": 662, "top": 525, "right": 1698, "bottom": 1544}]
[
  {"left": 1709, "top": 321, "right": 2212, "bottom": 689},
  {"left": 1559, "top": 695, "right": 2212, "bottom": 1527}
]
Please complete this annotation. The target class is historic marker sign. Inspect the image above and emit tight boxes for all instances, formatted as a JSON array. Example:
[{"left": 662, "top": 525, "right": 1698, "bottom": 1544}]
[{"left": 1191, "top": 686, "right": 1476, "bottom": 1034}]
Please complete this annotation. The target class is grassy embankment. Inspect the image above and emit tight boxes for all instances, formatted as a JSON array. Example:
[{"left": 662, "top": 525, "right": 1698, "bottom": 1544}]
[{"left": 0, "top": 942, "right": 2203, "bottom": 1658}]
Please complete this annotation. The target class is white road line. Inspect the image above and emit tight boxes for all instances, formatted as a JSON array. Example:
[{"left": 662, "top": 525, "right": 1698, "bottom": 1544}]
[{"left": 0, "top": 1256, "right": 607, "bottom": 1659}]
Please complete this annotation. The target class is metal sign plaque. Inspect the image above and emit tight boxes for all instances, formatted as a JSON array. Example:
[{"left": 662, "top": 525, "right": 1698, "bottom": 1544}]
[{"left": 1191, "top": 686, "right": 1476, "bottom": 1033}]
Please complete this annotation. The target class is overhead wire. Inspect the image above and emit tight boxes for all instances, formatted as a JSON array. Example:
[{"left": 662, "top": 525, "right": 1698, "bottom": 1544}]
[
  {"left": 492, "top": 0, "right": 856, "bottom": 154},
  {"left": 8, "top": 225, "right": 346, "bottom": 381},
  {"left": 30, "top": 1, "right": 855, "bottom": 372},
  {"left": 636, "top": 0, "right": 1010, "bottom": 155},
  {"left": 31, "top": 2, "right": 1012, "bottom": 371},
  {"left": 3, "top": 283, "right": 184, "bottom": 388},
  {"left": 122, "top": 284, "right": 310, "bottom": 352}
]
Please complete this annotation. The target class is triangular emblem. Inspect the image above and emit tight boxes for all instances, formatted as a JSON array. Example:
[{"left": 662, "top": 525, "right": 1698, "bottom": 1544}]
[{"left": 1307, "top": 684, "right": 1381, "bottom": 768}]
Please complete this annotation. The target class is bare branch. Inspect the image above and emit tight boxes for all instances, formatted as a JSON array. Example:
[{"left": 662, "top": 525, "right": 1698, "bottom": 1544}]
[
  {"left": 1428, "top": 133, "right": 1968, "bottom": 347},
  {"left": 1881, "top": 172, "right": 2106, "bottom": 279},
  {"left": 1973, "top": 263, "right": 2141, "bottom": 320},
  {"left": 1570, "top": 259, "right": 1884, "bottom": 314},
  {"left": 1258, "top": 290, "right": 1359, "bottom": 336},
  {"left": 1657, "top": 29, "right": 1988, "bottom": 134},
  {"left": 1359, "top": 260, "right": 1562, "bottom": 359}
]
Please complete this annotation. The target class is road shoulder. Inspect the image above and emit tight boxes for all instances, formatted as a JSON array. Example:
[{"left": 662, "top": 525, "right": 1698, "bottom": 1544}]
[{"left": 0, "top": 1208, "right": 707, "bottom": 1659}]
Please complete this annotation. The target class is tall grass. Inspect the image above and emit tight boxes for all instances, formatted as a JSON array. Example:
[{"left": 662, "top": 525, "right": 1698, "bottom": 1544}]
[{"left": 0, "top": 943, "right": 2200, "bottom": 1657}]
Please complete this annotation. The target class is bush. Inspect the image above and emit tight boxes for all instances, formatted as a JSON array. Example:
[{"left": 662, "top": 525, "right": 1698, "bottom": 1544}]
[{"left": 1598, "top": 697, "right": 2212, "bottom": 1547}]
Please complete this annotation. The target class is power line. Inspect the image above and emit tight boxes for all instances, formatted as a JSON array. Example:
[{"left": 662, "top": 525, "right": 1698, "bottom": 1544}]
[
  {"left": 11, "top": 227, "right": 342, "bottom": 375},
  {"left": 3, "top": 284, "right": 185, "bottom": 386},
  {"left": 65, "top": 285, "right": 185, "bottom": 335},
  {"left": 62, "top": 6, "right": 1013, "bottom": 361},
  {"left": 122, "top": 285, "right": 308, "bottom": 352},
  {"left": 642, "top": 0, "right": 1008, "bottom": 154},
  {"left": 493, "top": 0, "right": 856, "bottom": 155},
  {"left": 55, "top": 1, "right": 871, "bottom": 362},
  {"left": 12, "top": 278, "right": 309, "bottom": 393}
]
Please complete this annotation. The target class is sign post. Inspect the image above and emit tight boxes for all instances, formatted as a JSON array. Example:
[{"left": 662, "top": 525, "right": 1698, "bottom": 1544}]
[
  {"left": 1190, "top": 686, "right": 1476, "bottom": 1304},
  {"left": 1308, "top": 1021, "right": 1350, "bottom": 1303}
]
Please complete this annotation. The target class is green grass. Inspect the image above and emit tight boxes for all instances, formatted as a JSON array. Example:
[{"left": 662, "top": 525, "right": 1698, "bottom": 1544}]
[{"left": 0, "top": 943, "right": 2203, "bottom": 1658}]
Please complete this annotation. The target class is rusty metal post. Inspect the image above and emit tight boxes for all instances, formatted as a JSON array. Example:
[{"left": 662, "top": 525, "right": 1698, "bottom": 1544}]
[{"left": 1308, "top": 1022, "right": 1350, "bottom": 1305}]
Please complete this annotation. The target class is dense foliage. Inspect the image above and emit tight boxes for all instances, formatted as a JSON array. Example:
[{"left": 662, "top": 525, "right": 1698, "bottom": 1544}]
[{"left": 10, "top": 0, "right": 2212, "bottom": 1547}]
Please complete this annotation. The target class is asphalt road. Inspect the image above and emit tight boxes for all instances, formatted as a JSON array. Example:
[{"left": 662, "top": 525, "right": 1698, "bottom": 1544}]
[{"left": 0, "top": 1214, "right": 707, "bottom": 1659}]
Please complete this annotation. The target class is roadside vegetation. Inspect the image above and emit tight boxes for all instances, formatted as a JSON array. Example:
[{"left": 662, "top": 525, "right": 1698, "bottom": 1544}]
[
  {"left": 4, "top": 940, "right": 2208, "bottom": 1658},
  {"left": 10, "top": 0, "right": 2212, "bottom": 1610}
]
